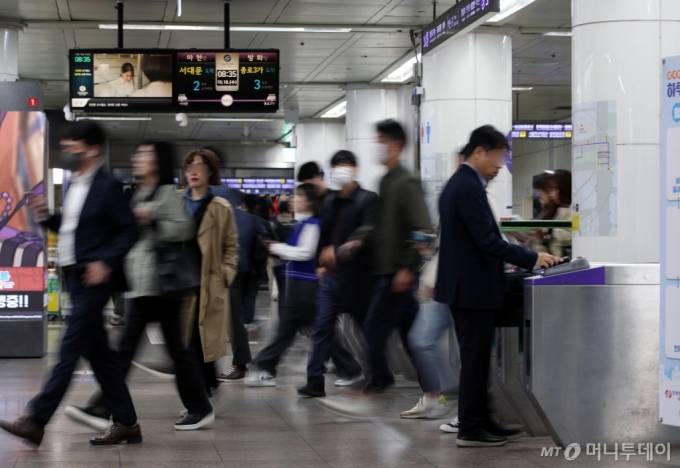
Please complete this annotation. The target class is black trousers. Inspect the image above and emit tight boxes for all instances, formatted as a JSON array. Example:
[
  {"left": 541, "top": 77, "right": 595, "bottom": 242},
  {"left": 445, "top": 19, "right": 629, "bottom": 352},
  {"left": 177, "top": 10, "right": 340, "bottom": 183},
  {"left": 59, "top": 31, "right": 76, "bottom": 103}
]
[
  {"left": 450, "top": 307, "right": 495, "bottom": 437},
  {"left": 362, "top": 275, "right": 419, "bottom": 384},
  {"left": 190, "top": 301, "right": 218, "bottom": 394},
  {"left": 243, "top": 271, "right": 261, "bottom": 324},
  {"left": 89, "top": 296, "right": 212, "bottom": 416},
  {"left": 252, "top": 278, "right": 317, "bottom": 375},
  {"left": 229, "top": 271, "right": 252, "bottom": 367},
  {"left": 30, "top": 272, "right": 137, "bottom": 427}
]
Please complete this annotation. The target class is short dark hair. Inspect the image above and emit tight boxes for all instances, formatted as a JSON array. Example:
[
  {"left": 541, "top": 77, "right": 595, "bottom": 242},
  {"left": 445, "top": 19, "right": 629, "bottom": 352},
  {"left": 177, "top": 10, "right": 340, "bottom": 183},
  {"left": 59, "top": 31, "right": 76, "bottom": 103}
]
[
  {"left": 60, "top": 120, "right": 106, "bottom": 147},
  {"left": 203, "top": 145, "right": 227, "bottom": 167},
  {"left": 533, "top": 173, "right": 552, "bottom": 192},
  {"left": 141, "top": 54, "right": 173, "bottom": 83},
  {"left": 296, "top": 183, "right": 322, "bottom": 218},
  {"left": 243, "top": 194, "right": 258, "bottom": 211},
  {"left": 277, "top": 199, "right": 290, "bottom": 214},
  {"left": 182, "top": 148, "right": 221, "bottom": 186},
  {"left": 297, "top": 161, "right": 323, "bottom": 182},
  {"left": 552, "top": 169, "right": 572, "bottom": 206},
  {"left": 137, "top": 140, "right": 176, "bottom": 186},
  {"left": 462, "top": 125, "right": 509, "bottom": 160},
  {"left": 121, "top": 62, "right": 134, "bottom": 75},
  {"left": 376, "top": 119, "right": 407, "bottom": 144},
  {"left": 330, "top": 150, "right": 357, "bottom": 167}
]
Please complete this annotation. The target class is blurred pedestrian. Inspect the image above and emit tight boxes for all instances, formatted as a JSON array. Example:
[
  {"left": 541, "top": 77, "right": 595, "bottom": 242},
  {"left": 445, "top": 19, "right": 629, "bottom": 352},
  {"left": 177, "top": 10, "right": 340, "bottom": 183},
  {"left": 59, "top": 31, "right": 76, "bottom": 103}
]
[
  {"left": 181, "top": 149, "right": 239, "bottom": 394},
  {"left": 297, "top": 161, "right": 332, "bottom": 206},
  {"left": 298, "top": 150, "right": 378, "bottom": 398},
  {"left": 0, "top": 121, "right": 141, "bottom": 446},
  {"left": 245, "top": 183, "right": 323, "bottom": 386},
  {"left": 65, "top": 140, "right": 214, "bottom": 431}
]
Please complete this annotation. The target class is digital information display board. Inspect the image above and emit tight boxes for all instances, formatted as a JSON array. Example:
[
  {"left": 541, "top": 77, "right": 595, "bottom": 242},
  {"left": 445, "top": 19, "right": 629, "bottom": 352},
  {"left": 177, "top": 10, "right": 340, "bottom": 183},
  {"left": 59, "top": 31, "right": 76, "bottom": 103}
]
[
  {"left": 422, "top": 0, "right": 500, "bottom": 55},
  {"left": 222, "top": 178, "right": 295, "bottom": 194},
  {"left": 511, "top": 124, "right": 573, "bottom": 139},
  {"left": 69, "top": 49, "right": 279, "bottom": 113}
]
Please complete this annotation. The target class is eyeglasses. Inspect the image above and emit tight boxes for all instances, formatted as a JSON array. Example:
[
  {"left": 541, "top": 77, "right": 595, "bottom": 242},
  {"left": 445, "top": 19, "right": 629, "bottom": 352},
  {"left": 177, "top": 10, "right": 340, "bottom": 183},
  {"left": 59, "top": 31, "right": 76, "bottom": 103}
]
[{"left": 185, "top": 163, "right": 209, "bottom": 173}]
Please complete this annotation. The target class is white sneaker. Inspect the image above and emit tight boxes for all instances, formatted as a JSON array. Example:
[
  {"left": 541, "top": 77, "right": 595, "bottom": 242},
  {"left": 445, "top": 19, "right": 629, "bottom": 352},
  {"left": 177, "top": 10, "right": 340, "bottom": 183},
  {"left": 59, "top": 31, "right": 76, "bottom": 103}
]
[
  {"left": 245, "top": 370, "right": 276, "bottom": 387},
  {"left": 334, "top": 373, "right": 365, "bottom": 387},
  {"left": 400, "top": 396, "right": 450, "bottom": 419},
  {"left": 180, "top": 409, "right": 188, "bottom": 417},
  {"left": 440, "top": 416, "right": 460, "bottom": 433}
]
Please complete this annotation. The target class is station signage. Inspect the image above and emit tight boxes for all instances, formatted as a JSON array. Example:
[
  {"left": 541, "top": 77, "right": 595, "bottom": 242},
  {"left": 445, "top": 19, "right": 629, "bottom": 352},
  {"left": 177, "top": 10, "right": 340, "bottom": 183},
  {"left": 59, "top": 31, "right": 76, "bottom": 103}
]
[
  {"left": 511, "top": 123, "right": 573, "bottom": 139},
  {"left": 422, "top": 0, "right": 501, "bottom": 55},
  {"left": 222, "top": 178, "right": 295, "bottom": 194},
  {"left": 69, "top": 49, "right": 279, "bottom": 113}
]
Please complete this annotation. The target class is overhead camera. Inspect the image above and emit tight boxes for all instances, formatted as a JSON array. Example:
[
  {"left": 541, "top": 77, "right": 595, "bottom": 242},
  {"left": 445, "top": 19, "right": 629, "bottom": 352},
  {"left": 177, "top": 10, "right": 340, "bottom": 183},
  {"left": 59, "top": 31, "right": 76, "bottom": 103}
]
[{"left": 176, "top": 113, "right": 188, "bottom": 127}]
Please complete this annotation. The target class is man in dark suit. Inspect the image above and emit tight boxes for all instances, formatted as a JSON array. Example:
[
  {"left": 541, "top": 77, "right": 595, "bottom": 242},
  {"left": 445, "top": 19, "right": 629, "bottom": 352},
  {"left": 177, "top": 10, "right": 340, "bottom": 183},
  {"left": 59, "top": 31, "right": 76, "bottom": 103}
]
[
  {"left": 0, "top": 121, "right": 142, "bottom": 447},
  {"left": 436, "top": 126, "right": 559, "bottom": 448}
]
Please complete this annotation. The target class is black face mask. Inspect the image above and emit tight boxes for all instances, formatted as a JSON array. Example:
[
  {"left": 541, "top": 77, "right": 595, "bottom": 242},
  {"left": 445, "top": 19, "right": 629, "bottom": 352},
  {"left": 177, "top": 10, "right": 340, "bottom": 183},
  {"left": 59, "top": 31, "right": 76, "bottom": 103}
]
[{"left": 61, "top": 151, "right": 84, "bottom": 172}]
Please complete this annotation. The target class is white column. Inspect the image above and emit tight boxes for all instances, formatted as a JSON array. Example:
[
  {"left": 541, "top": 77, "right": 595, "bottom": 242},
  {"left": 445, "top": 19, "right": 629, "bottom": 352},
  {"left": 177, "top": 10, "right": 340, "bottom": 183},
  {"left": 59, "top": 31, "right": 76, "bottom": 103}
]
[
  {"left": 294, "top": 122, "right": 346, "bottom": 182},
  {"left": 572, "top": 0, "right": 680, "bottom": 263},
  {"left": 345, "top": 85, "right": 401, "bottom": 192},
  {"left": 420, "top": 27, "right": 517, "bottom": 220},
  {"left": 0, "top": 21, "right": 22, "bottom": 82}
]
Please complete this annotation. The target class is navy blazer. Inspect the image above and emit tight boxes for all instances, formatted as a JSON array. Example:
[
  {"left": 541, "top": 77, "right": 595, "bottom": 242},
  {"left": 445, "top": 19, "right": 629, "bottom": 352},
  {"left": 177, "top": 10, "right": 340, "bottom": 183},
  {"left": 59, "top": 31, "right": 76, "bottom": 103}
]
[
  {"left": 43, "top": 168, "right": 139, "bottom": 291},
  {"left": 435, "top": 164, "right": 537, "bottom": 310}
]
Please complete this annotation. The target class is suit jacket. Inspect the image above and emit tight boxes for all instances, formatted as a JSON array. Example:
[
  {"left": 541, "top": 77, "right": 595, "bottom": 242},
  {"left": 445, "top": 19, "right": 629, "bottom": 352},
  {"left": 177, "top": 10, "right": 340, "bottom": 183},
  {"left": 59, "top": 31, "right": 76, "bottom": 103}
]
[
  {"left": 435, "top": 164, "right": 537, "bottom": 310},
  {"left": 43, "top": 168, "right": 139, "bottom": 291}
]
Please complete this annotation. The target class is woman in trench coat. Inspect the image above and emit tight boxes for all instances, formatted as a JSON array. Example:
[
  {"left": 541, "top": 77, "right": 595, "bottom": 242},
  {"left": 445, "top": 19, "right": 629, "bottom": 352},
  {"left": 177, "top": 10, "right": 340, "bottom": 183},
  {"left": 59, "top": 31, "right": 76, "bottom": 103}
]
[{"left": 180, "top": 148, "right": 239, "bottom": 395}]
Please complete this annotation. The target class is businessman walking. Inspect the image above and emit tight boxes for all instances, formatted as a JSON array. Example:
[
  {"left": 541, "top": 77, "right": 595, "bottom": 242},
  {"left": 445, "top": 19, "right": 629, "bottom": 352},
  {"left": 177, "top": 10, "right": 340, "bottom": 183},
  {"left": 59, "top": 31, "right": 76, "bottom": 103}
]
[{"left": 0, "top": 121, "right": 142, "bottom": 447}]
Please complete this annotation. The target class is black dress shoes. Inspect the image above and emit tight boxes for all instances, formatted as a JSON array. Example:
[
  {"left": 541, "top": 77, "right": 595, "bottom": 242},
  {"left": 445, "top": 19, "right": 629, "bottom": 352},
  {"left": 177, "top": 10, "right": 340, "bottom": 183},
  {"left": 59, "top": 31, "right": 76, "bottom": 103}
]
[
  {"left": 484, "top": 422, "right": 526, "bottom": 440},
  {"left": 362, "top": 376, "right": 396, "bottom": 394},
  {"left": 0, "top": 416, "right": 44, "bottom": 447},
  {"left": 297, "top": 377, "right": 326, "bottom": 398},
  {"left": 174, "top": 411, "right": 215, "bottom": 431},
  {"left": 90, "top": 422, "right": 142, "bottom": 445},
  {"left": 456, "top": 429, "right": 508, "bottom": 448}
]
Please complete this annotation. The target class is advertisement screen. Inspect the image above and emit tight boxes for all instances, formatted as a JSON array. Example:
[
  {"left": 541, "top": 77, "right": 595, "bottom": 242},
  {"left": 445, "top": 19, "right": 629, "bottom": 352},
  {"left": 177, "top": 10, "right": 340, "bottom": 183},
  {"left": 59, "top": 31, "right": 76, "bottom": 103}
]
[
  {"left": 69, "top": 49, "right": 279, "bottom": 113},
  {"left": 0, "top": 111, "right": 46, "bottom": 319}
]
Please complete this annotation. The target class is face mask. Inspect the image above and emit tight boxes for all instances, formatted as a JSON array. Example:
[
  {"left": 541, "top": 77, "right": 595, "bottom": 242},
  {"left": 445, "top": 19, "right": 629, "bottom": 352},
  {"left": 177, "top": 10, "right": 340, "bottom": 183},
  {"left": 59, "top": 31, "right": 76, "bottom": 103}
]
[
  {"left": 61, "top": 151, "right": 84, "bottom": 172},
  {"left": 330, "top": 167, "right": 356, "bottom": 188},
  {"left": 375, "top": 143, "right": 392, "bottom": 164}
]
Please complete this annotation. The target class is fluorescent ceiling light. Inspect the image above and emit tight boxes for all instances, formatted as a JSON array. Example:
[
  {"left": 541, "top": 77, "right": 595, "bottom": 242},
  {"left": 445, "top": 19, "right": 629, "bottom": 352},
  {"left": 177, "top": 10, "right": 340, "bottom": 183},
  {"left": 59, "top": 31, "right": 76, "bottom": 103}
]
[
  {"left": 321, "top": 101, "right": 346, "bottom": 118},
  {"left": 512, "top": 87, "right": 533, "bottom": 91},
  {"left": 544, "top": 31, "right": 572, "bottom": 37},
  {"left": 76, "top": 117, "right": 152, "bottom": 121},
  {"left": 382, "top": 54, "right": 421, "bottom": 83},
  {"left": 198, "top": 118, "right": 275, "bottom": 122},
  {"left": 486, "top": 0, "right": 538, "bottom": 23},
  {"left": 99, "top": 24, "right": 351, "bottom": 33}
]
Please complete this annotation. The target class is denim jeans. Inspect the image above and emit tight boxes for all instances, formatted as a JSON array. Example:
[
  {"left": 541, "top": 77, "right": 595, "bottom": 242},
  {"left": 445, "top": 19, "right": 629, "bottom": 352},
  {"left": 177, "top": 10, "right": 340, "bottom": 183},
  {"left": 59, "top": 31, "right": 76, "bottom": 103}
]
[
  {"left": 408, "top": 301, "right": 460, "bottom": 393},
  {"left": 307, "top": 275, "right": 363, "bottom": 380}
]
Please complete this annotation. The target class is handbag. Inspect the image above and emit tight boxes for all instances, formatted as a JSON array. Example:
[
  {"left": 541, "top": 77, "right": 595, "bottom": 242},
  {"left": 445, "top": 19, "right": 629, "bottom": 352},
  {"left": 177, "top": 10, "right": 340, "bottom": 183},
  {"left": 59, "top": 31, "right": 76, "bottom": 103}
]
[{"left": 155, "top": 240, "right": 201, "bottom": 299}]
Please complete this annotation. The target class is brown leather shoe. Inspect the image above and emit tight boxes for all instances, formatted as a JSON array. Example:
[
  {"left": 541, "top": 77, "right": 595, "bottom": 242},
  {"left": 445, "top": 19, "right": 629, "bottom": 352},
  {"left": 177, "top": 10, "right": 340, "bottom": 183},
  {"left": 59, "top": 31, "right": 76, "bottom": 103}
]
[
  {"left": 0, "top": 416, "right": 45, "bottom": 447},
  {"left": 89, "top": 422, "right": 142, "bottom": 445}
]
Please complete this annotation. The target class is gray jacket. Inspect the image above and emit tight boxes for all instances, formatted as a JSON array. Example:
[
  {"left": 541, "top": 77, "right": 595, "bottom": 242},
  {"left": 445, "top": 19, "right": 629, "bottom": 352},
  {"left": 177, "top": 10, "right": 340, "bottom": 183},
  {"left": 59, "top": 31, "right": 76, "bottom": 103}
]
[{"left": 125, "top": 185, "right": 196, "bottom": 298}]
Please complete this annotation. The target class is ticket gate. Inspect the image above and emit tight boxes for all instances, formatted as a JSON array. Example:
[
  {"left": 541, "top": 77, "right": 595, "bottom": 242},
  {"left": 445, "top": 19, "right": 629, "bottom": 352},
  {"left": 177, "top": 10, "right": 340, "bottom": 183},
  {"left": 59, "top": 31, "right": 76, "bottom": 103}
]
[{"left": 523, "top": 263, "right": 680, "bottom": 447}]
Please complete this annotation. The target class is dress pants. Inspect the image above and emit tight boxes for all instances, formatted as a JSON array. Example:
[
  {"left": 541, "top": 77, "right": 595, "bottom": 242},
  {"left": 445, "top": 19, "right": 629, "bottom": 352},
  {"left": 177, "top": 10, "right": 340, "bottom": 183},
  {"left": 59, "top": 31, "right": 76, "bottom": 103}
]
[
  {"left": 307, "top": 275, "right": 364, "bottom": 380},
  {"left": 450, "top": 307, "right": 495, "bottom": 437},
  {"left": 362, "top": 275, "right": 419, "bottom": 384},
  {"left": 190, "top": 301, "right": 218, "bottom": 394},
  {"left": 243, "top": 271, "right": 261, "bottom": 324},
  {"left": 30, "top": 271, "right": 137, "bottom": 427},
  {"left": 229, "top": 271, "right": 252, "bottom": 367},
  {"left": 88, "top": 296, "right": 212, "bottom": 416}
]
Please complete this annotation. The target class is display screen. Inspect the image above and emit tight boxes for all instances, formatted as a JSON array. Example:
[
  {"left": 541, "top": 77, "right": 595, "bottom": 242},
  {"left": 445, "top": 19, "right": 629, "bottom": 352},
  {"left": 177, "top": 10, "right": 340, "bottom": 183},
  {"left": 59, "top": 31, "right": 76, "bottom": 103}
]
[
  {"left": 222, "top": 178, "right": 295, "bottom": 194},
  {"left": 69, "top": 49, "right": 280, "bottom": 113},
  {"left": 422, "top": 0, "right": 500, "bottom": 55},
  {"left": 512, "top": 124, "right": 573, "bottom": 139}
]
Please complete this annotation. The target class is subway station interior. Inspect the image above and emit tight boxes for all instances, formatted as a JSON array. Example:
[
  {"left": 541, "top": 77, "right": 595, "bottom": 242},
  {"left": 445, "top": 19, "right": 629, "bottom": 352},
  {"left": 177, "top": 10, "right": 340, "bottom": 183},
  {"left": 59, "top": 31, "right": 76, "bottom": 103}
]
[{"left": 1, "top": 0, "right": 680, "bottom": 466}]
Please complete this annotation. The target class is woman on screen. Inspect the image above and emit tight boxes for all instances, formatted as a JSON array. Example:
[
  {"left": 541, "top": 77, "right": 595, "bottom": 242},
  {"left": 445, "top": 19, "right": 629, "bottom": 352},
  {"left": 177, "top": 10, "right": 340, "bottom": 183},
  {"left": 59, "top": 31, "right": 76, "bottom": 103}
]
[
  {"left": 130, "top": 54, "right": 173, "bottom": 98},
  {"left": 109, "top": 63, "right": 136, "bottom": 97}
]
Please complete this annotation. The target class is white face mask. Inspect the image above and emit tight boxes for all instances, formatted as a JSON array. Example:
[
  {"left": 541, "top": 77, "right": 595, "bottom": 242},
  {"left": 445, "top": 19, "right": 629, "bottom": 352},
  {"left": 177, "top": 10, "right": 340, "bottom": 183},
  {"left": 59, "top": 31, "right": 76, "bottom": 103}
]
[
  {"left": 330, "top": 167, "right": 356, "bottom": 188},
  {"left": 375, "top": 143, "right": 392, "bottom": 164}
]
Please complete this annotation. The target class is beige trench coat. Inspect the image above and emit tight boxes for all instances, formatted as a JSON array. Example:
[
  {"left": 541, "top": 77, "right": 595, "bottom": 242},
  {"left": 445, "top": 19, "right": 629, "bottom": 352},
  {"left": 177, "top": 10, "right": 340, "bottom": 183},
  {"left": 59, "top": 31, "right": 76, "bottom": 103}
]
[{"left": 181, "top": 195, "right": 239, "bottom": 363}]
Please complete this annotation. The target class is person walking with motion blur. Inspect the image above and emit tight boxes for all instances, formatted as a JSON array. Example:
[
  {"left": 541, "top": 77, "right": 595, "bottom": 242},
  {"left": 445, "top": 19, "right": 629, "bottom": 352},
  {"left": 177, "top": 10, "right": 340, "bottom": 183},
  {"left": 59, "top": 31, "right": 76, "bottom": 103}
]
[
  {"left": 64, "top": 140, "right": 215, "bottom": 432},
  {"left": 245, "top": 184, "right": 323, "bottom": 386},
  {"left": 181, "top": 149, "right": 239, "bottom": 395},
  {"left": 297, "top": 151, "right": 378, "bottom": 398},
  {"left": 0, "top": 121, "right": 141, "bottom": 447}
]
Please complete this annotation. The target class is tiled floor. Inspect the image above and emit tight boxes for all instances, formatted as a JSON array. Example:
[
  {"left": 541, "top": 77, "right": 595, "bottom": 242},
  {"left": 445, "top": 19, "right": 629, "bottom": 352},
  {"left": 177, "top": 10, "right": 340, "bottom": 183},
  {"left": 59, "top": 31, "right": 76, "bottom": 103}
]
[{"left": 1, "top": 297, "right": 680, "bottom": 467}]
